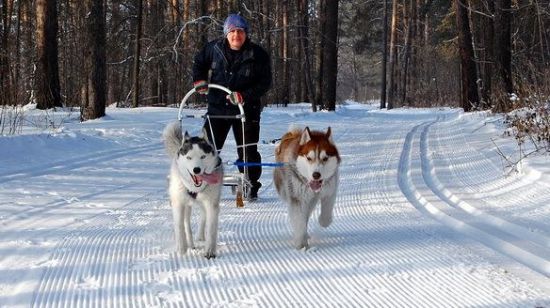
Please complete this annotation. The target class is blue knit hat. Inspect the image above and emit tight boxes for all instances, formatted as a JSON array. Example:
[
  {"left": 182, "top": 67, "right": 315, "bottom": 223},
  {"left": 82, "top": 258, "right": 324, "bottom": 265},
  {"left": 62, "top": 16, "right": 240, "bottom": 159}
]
[{"left": 223, "top": 14, "right": 249, "bottom": 36}]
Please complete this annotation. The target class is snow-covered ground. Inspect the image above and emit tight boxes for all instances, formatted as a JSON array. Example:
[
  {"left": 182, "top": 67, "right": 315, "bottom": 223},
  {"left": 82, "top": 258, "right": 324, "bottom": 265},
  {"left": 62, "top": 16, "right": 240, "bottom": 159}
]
[{"left": 0, "top": 102, "right": 549, "bottom": 307}]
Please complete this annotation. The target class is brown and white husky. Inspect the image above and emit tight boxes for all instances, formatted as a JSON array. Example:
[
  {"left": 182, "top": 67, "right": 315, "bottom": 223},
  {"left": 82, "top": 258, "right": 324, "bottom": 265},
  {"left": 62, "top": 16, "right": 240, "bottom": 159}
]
[{"left": 273, "top": 126, "right": 341, "bottom": 249}]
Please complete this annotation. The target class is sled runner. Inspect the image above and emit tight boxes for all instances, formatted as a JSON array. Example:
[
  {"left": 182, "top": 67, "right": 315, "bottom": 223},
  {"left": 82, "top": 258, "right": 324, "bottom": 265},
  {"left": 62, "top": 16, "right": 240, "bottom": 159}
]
[{"left": 178, "top": 84, "right": 250, "bottom": 207}]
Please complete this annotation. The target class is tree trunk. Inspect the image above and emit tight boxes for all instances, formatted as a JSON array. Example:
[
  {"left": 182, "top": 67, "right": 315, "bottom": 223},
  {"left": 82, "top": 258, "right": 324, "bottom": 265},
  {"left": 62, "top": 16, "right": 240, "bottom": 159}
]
[
  {"left": 493, "top": 0, "right": 513, "bottom": 112},
  {"left": 281, "top": 0, "right": 289, "bottom": 106},
  {"left": 197, "top": 0, "right": 207, "bottom": 50},
  {"left": 533, "top": 0, "right": 549, "bottom": 93},
  {"left": 387, "top": 0, "right": 398, "bottom": 110},
  {"left": 404, "top": 0, "right": 417, "bottom": 106},
  {"left": 183, "top": 0, "right": 190, "bottom": 43},
  {"left": 13, "top": 0, "right": 21, "bottom": 105},
  {"left": 533, "top": 0, "right": 547, "bottom": 65},
  {"left": 132, "top": 0, "right": 143, "bottom": 108},
  {"left": 380, "top": 0, "right": 388, "bottom": 109},
  {"left": 298, "top": 0, "right": 314, "bottom": 104},
  {"left": 178, "top": 0, "right": 190, "bottom": 102},
  {"left": 401, "top": 0, "right": 414, "bottom": 106},
  {"left": 314, "top": 0, "right": 326, "bottom": 111},
  {"left": 321, "top": 0, "right": 338, "bottom": 111},
  {"left": 228, "top": 0, "right": 238, "bottom": 13},
  {"left": 455, "top": 0, "right": 479, "bottom": 112},
  {"left": 169, "top": 0, "right": 179, "bottom": 25},
  {"left": 81, "top": 0, "right": 106, "bottom": 121},
  {"left": 35, "top": 0, "right": 62, "bottom": 109},
  {"left": 479, "top": 1, "right": 494, "bottom": 109},
  {"left": 150, "top": 1, "right": 166, "bottom": 106},
  {"left": 0, "top": 0, "right": 13, "bottom": 105}
]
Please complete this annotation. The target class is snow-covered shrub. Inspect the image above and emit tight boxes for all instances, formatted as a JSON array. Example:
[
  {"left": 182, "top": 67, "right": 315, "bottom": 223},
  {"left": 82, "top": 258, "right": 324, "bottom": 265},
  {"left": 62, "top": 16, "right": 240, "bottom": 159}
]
[
  {"left": 0, "top": 105, "right": 25, "bottom": 135},
  {"left": 504, "top": 97, "right": 550, "bottom": 152}
]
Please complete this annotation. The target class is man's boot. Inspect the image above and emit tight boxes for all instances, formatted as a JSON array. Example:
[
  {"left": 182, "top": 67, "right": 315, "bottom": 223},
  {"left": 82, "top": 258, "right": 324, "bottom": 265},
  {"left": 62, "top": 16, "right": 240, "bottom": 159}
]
[{"left": 248, "top": 182, "right": 262, "bottom": 201}]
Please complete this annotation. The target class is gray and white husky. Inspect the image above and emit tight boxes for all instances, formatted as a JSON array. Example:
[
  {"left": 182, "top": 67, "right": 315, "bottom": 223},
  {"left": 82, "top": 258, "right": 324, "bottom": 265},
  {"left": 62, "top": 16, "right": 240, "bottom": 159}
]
[{"left": 163, "top": 122, "right": 223, "bottom": 259}]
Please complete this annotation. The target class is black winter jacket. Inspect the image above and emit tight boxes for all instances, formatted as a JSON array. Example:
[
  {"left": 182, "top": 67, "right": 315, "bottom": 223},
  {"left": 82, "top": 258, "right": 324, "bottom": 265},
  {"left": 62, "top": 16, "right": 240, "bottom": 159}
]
[{"left": 192, "top": 38, "right": 272, "bottom": 120}]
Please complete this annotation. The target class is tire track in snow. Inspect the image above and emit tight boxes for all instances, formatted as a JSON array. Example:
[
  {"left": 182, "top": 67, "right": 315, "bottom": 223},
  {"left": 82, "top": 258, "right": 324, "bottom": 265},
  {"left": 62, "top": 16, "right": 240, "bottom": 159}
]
[{"left": 398, "top": 119, "right": 550, "bottom": 277}]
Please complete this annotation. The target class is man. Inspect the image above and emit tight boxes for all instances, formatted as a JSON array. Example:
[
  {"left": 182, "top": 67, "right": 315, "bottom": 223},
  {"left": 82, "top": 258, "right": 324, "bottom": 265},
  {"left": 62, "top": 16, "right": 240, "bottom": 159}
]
[{"left": 192, "top": 14, "right": 272, "bottom": 200}]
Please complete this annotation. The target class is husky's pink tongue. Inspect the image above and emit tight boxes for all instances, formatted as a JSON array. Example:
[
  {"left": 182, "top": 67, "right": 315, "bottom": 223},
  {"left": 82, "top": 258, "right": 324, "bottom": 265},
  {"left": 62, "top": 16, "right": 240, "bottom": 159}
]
[
  {"left": 198, "top": 172, "right": 222, "bottom": 184},
  {"left": 190, "top": 174, "right": 203, "bottom": 187},
  {"left": 309, "top": 180, "right": 323, "bottom": 192}
]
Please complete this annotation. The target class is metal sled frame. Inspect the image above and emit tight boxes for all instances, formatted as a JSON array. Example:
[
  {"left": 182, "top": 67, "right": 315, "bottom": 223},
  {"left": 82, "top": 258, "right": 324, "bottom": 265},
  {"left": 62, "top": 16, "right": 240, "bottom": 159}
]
[{"left": 178, "top": 84, "right": 250, "bottom": 207}]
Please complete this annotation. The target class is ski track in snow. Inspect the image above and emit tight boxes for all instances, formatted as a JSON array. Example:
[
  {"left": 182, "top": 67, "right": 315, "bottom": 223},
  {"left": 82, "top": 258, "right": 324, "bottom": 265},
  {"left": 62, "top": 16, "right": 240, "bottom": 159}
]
[
  {"left": 1, "top": 105, "right": 549, "bottom": 307},
  {"left": 397, "top": 118, "right": 550, "bottom": 276}
]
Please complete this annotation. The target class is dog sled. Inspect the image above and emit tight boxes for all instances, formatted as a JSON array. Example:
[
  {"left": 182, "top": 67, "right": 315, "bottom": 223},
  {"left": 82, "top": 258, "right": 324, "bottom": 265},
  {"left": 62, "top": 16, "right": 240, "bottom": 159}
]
[{"left": 178, "top": 84, "right": 251, "bottom": 207}]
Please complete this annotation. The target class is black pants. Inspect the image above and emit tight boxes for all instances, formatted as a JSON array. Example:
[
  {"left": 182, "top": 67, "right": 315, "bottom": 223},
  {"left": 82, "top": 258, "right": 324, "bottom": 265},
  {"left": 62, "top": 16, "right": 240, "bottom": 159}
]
[{"left": 203, "top": 116, "right": 262, "bottom": 184}]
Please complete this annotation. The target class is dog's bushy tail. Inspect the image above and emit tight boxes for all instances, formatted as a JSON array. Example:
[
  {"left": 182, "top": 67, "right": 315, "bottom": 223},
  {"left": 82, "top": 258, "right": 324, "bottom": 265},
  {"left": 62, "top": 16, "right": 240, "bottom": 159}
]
[{"left": 163, "top": 121, "right": 183, "bottom": 159}]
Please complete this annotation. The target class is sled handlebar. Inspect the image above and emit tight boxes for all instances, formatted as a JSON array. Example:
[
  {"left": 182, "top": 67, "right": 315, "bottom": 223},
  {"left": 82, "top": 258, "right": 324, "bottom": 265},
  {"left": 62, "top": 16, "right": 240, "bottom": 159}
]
[{"left": 178, "top": 84, "right": 245, "bottom": 121}]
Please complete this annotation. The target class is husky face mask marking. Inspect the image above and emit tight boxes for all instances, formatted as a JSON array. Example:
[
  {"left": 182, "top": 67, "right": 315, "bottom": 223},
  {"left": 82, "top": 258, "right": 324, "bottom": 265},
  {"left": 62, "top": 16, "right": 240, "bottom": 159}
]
[
  {"left": 176, "top": 132, "right": 220, "bottom": 188},
  {"left": 295, "top": 127, "right": 340, "bottom": 192}
]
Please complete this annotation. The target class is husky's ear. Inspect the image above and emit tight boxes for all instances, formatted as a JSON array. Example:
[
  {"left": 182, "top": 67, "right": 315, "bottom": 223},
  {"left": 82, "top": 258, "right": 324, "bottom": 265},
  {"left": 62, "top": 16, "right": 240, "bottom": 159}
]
[
  {"left": 326, "top": 127, "right": 334, "bottom": 144},
  {"left": 183, "top": 131, "right": 191, "bottom": 142},
  {"left": 300, "top": 127, "right": 312, "bottom": 145}
]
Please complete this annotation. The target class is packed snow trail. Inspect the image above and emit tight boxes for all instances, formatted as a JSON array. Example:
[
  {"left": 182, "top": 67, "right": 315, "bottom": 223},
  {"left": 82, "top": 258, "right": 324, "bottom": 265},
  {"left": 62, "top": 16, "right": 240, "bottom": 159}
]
[
  {"left": 0, "top": 104, "right": 548, "bottom": 307},
  {"left": 397, "top": 118, "right": 550, "bottom": 276}
]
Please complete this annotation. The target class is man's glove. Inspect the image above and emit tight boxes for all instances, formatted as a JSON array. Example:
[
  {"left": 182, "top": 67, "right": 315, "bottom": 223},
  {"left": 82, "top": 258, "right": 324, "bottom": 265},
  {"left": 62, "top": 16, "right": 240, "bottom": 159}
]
[
  {"left": 226, "top": 91, "right": 243, "bottom": 105},
  {"left": 193, "top": 80, "right": 208, "bottom": 95}
]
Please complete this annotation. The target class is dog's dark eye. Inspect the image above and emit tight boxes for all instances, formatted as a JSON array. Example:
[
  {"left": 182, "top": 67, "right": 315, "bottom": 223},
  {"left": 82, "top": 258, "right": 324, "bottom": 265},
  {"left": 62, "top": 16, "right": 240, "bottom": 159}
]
[
  {"left": 186, "top": 156, "right": 192, "bottom": 160},
  {"left": 200, "top": 155, "right": 206, "bottom": 159},
  {"left": 322, "top": 157, "right": 328, "bottom": 162},
  {"left": 307, "top": 157, "right": 313, "bottom": 161}
]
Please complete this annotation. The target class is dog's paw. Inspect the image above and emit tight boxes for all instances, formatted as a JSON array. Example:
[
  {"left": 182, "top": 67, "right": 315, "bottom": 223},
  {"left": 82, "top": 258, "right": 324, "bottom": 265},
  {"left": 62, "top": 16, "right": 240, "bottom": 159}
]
[
  {"left": 203, "top": 249, "right": 216, "bottom": 259},
  {"left": 318, "top": 214, "right": 333, "bottom": 228},
  {"left": 293, "top": 237, "right": 309, "bottom": 250}
]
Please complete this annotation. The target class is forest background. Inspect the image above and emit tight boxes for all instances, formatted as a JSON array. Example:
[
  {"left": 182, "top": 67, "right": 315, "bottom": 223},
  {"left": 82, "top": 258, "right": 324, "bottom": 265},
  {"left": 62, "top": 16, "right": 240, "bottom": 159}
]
[{"left": 0, "top": 0, "right": 549, "bottom": 122}]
